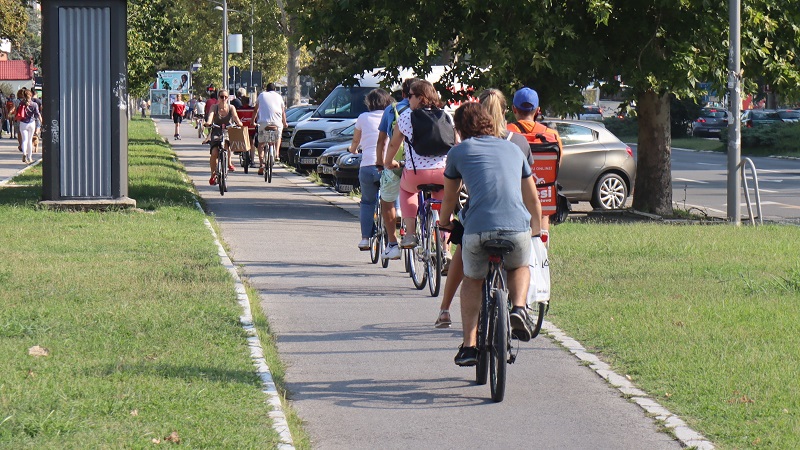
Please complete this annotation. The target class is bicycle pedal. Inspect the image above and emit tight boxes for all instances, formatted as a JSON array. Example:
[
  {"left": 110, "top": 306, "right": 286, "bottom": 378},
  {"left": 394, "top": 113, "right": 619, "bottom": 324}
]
[{"left": 507, "top": 354, "right": 516, "bottom": 364}]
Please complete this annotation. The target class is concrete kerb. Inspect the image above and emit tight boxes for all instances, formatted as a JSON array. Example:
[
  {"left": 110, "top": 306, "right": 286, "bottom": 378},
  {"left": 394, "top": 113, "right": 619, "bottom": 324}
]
[
  {"left": 542, "top": 321, "right": 715, "bottom": 449},
  {"left": 155, "top": 120, "right": 295, "bottom": 449}
]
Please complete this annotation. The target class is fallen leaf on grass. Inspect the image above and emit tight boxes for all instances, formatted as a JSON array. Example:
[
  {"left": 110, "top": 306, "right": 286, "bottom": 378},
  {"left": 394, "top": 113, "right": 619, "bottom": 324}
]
[
  {"left": 727, "top": 391, "right": 755, "bottom": 404},
  {"left": 26, "top": 369, "right": 36, "bottom": 378},
  {"left": 673, "top": 321, "right": 684, "bottom": 327},
  {"left": 151, "top": 438, "right": 161, "bottom": 444},
  {"left": 164, "top": 431, "right": 181, "bottom": 444},
  {"left": 664, "top": 392, "right": 672, "bottom": 399},
  {"left": 28, "top": 346, "right": 49, "bottom": 357},
  {"left": 752, "top": 437, "right": 762, "bottom": 445},
  {"left": 625, "top": 374, "right": 633, "bottom": 381},
  {"left": 130, "top": 409, "right": 139, "bottom": 416},
  {"left": 783, "top": 408, "right": 790, "bottom": 414}
]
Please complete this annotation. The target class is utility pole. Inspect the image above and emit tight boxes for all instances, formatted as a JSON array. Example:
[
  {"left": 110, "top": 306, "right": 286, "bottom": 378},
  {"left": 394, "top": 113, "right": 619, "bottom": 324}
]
[
  {"left": 250, "top": 0, "right": 254, "bottom": 98},
  {"left": 222, "top": 0, "right": 229, "bottom": 92},
  {"left": 726, "top": 0, "right": 741, "bottom": 224}
]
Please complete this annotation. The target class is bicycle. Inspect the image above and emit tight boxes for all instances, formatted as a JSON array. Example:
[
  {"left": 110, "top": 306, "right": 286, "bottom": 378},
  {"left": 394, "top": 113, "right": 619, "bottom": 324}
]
[
  {"left": 407, "top": 184, "right": 446, "bottom": 297},
  {"left": 208, "top": 123, "right": 232, "bottom": 196},
  {"left": 369, "top": 183, "right": 389, "bottom": 268},
  {"left": 195, "top": 114, "right": 206, "bottom": 139},
  {"left": 262, "top": 124, "right": 279, "bottom": 183},
  {"left": 475, "top": 239, "right": 516, "bottom": 403}
]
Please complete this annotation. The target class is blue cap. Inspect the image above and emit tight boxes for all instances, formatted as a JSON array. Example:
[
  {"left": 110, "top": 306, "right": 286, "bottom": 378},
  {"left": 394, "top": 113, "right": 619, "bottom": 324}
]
[{"left": 513, "top": 87, "right": 539, "bottom": 112}]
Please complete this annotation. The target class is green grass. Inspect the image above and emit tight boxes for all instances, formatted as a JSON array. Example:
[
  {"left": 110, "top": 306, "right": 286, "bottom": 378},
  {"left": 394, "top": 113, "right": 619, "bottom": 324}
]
[
  {"left": 0, "top": 119, "right": 293, "bottom": 448},
  {"left": 671, "top": 137, "right": 725, "bottom": 152},
  {"left": 552, "top": 222, "right": 800, "bottom": 448}
]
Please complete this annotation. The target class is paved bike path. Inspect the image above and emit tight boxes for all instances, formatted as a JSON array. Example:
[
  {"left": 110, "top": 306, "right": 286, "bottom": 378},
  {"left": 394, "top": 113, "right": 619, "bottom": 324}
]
[
  {"left": 156, "top": 119, "right": 681, "bottom": 449},
  {"left": 0, "top": 133, "right": 39, "bottom": 185}
]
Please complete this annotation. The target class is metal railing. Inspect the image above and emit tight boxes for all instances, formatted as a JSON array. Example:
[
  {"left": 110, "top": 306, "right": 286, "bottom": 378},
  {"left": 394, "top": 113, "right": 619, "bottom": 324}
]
[{"left": 739, "top": 157, "right": 763, "bottom": 225}]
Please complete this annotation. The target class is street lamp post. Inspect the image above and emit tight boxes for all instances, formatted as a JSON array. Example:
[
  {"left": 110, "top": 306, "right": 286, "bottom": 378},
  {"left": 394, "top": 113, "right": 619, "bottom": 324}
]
[{"left": 222, "top": 0, "right": 228, "bottom": 92}]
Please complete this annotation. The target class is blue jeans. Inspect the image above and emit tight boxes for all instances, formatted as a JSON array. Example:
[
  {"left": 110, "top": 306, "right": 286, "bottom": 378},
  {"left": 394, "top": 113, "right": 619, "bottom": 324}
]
[{"left": 358, "top": 165, "right": 381, "bottom": 238}]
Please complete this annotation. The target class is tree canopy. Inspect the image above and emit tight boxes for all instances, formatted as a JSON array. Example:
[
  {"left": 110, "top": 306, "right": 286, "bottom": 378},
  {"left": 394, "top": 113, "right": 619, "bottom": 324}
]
[{"left": 294, "top": 0, "right": 800, "bottom": 215}]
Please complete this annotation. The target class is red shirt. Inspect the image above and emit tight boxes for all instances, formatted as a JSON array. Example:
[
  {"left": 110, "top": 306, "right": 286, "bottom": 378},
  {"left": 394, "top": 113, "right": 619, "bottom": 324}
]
[
  {"left": 205, "top": 98, "right": 218, "bottom": 117},
  {"left": 172, "top": 101, "right": 186, "bottom": 117}
]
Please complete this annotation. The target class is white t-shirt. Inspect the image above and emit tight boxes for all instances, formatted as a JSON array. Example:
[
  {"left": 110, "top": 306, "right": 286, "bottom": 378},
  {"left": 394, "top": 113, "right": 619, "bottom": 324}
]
[
  {"left": 256, "top": 91, "right": 284, "bottom": 125},
  {"left": 355, "top": 110, "right": 384, "bottom": 167},
  {"left": 195, "top": 101, "right": 206, "bottom": 114},
  {"left": 397, "top": 108, "right": 450, "bottom": 170}
]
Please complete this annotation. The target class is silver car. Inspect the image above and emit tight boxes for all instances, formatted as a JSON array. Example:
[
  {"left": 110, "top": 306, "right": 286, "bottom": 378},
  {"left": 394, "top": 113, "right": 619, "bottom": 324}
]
[{"left": 542, "top": 120, "right": 636, "bottom": 210}]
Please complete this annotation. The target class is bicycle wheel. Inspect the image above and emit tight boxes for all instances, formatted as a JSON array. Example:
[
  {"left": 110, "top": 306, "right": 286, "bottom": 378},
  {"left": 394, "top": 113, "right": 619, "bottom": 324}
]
[
  {"left": 403, "top": 247, "right": 411, "bottom": 274},
  {"left": 409, "top": 218, "right": 427, "bottom": 290},
  {"left": 489, "top": 289, "right": 509, "bottom": 403},
  {"left": 530, "top": 301, "right": 548, "bottom": 339},
  {"left": 219, "top": 150, "right": 228, "bottom": 195},
  {"left": 380, "top": 227, "right": 390, "bottom": 268},
  {"left": 369, "top": 202, "right": 381, "bottom": 264},
  {"left": 475, "top": 281, "right": 491, "bottom": 386},
  {"left": 426, "top": 209, "right": 442, "bottom": 297},
  {"left": 267, "top": 145, "right": 274, "bottom": 183}
]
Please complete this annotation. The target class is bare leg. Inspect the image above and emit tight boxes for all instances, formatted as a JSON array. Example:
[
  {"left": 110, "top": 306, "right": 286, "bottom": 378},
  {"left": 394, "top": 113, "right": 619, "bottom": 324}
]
[
  {"left": 506, "top": 265, "right": 531, "bottom": 308},
  {"left": 440, "top": 245, "right": 463, "bottom": 312},
  {"left": 381, "top": 201, "right": 398, "bottom": 243},
  {"left": 460, "top": 276, "right": 483, "bottom": 347},
  {"left": 210, "top": 147, "right": 219, "bottom": 175}
]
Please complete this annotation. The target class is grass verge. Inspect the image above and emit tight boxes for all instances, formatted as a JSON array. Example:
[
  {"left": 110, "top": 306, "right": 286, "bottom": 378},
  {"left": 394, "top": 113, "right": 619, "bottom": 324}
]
[
  {"left": 552, "top": 221, "right": 800, "bottom": 448},
  {"left": 0, "top": 118, "right": 297, "bottom": 448}
]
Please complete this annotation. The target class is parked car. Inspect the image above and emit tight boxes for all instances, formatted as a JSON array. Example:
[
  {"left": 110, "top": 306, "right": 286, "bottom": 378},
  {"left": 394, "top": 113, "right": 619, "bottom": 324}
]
[
  {"left": 316, "top": 145, "right": 352, "bottom": 182},
  {"left": 280, "top": 105, "right": 317, "bottom": 162},
  {"left": 777, "top": 109, "right": 800, "bottom": 123},
  {"left": 691, "top": 108, "right": 729, "bottom": 137},
  {"left": 541, "top": 119, "right": 636, "bottom": 210},
  {"left": 293, "top": 123, "right": 355, "bottom": 171},
  {"left": 741, "top": 109, "right": 783, "bottom": 128},
  {"left": 333, "top": 151, "right": 361, "bottom": 193},
  {"left": 576, "top": 105, "right": 603, "bottom": 121}
]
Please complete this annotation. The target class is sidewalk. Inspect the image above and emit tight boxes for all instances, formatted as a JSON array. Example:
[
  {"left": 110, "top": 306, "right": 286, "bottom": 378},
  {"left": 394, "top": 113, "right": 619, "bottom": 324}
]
[
  {"left": 0, "top": 132, "right": 38, "bottom": 184},
  {"left": 156, "top": 118, "right": 685, "bottom": 449}
]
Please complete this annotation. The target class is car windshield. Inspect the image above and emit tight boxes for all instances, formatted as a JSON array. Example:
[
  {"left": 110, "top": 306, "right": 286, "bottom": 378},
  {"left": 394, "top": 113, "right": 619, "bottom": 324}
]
[
  {"left": 339, "top": 124, "right": 356, "bottom": 136},
  {"left": 314, "top": 86, "right": 371, "bottom": 118},
  {"left": 583, "top": 106, "right": 601, "bottom": 114},
  {"left": 286, "top": 107, "right": 311, "bottom": 122},
  {"left": 752, "top": 111, "right": 781, "bottom": 120}
]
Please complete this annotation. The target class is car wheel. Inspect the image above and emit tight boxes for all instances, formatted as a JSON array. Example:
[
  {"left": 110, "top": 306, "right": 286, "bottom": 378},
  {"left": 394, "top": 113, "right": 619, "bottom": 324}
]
[{"left": 591, "top": 173, "right": 628, "bottom": 210}]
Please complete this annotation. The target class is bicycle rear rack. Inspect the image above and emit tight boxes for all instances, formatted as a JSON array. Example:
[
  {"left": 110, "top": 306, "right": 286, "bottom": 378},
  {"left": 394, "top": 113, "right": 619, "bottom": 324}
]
[{"left": 739, "top": 157, "right": 763, "bottom": 225}]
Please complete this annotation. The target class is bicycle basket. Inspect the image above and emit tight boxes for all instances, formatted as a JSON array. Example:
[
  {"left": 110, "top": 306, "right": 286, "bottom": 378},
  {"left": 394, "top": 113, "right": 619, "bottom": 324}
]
[{"left": 265, "top": 129, "right": 279, "bottom": 143}]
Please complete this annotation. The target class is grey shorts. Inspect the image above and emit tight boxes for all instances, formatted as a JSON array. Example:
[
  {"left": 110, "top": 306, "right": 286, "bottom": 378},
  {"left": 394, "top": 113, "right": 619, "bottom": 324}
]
[
  {"left": 257, "top": 122, "right": 282, "bottom": 146},
  {"left": 462, "top": 229, "right": 531, "bottom": 279},
  {"left": 380, "top": 169, "right": 402, "bottom": 203}
]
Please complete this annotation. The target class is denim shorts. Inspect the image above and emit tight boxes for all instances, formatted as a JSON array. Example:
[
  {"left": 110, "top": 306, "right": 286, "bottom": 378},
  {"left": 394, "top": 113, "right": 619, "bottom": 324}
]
[
  {"left": 380, "top": 169, "right": 402, "bottom": 203},
  {"left": 462, "top": 229, "right": 531, "bottom": 279}
]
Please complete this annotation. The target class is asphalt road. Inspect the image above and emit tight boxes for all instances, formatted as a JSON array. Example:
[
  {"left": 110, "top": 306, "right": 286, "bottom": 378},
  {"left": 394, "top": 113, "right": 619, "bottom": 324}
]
[
  {"left": 629, "top": 144, "right": 800, "bottom": 222},
  {"left": 156, "top": 119, "right": 681, "bottom": 449}
]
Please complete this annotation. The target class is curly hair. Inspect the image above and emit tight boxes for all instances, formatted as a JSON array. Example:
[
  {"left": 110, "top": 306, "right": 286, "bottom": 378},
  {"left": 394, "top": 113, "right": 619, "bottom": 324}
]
[
  {"left": 365, "top": 88, "right": 393, "bottom": 112},
  {"left": 409, "top": 80, "right": 442, "bottom": 109},
  {"left": 454, "top": 102, "right": 494, "bottom": 139}
]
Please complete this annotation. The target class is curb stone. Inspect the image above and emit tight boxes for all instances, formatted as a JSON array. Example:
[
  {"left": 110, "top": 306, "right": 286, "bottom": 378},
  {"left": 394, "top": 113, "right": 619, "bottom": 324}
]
[{"left": 542, "top": 321, "right": 714, "bottom": 449}]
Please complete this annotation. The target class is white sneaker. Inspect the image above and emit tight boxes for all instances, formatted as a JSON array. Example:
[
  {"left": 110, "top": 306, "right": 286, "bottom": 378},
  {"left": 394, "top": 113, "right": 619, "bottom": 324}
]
[
  {"left": 358, "top": 239, "right": 370, "bottom": 251},
  {"left": 382, "top": 243, "right": 402, "bottom": 260}
]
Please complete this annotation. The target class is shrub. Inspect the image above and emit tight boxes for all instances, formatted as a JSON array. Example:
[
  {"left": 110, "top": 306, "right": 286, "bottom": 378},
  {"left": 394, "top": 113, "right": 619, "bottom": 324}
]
[
  {"left": 603, "top": 116, "right": 639, "bottom": 138},
  {"left": 719, "top": 122, "right": 800, "bottom": 156}
]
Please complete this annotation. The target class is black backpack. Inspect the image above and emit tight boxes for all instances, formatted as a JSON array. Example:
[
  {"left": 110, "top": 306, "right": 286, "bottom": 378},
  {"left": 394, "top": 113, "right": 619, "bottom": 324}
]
[{"left": 406, "top": 107, "right": 455, "bottom": 157}]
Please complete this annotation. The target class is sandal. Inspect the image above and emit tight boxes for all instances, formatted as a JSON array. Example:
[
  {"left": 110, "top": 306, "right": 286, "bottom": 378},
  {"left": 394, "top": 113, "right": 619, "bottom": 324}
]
[{"left": 434, "top": 309, "right": 451, "bottom": 329}]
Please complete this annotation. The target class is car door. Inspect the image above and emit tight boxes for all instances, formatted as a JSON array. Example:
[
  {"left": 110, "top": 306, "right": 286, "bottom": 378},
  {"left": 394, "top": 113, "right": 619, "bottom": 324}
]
[{"left": 547, "top": 122, "right": 606, "bottom": 201}]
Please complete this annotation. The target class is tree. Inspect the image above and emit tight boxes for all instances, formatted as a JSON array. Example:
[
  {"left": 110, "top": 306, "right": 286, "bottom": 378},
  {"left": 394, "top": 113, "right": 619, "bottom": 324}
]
[
  {"left": 0, "top": 0, "right": 28, "bottom": 45},
  {"left": 295, "top": 0, "right": 800, "bottom": 215}
]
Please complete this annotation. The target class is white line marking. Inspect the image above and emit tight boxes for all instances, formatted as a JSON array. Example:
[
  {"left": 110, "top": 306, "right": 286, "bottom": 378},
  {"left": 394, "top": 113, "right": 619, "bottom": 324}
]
[{"left": 673, "top": 177, "right": 708, "bottom": 184}]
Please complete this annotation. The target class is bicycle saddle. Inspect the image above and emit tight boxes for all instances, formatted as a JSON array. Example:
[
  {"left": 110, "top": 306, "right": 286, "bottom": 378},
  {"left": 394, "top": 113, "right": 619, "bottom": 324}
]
[
  {"left": 264, "top": 124, "right": 279, "bottom": 130},
  {"left": 482, "top": 239, "right": 515, "bottom": 255},
  {"left": 417, "top": 183, "right": 444, "bottom": 193}
]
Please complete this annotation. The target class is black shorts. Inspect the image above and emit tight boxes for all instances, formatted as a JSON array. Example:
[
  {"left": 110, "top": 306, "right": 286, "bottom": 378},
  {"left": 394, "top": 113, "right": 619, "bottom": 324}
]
[{"left": 173, "top": 113, "right": 183, "bottom": 124}]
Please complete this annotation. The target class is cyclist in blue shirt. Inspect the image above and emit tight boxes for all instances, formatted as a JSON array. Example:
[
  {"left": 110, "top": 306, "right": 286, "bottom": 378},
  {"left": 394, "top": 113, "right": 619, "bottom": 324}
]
[{"left": 438, "top": 102, "right": 542, "bottom": 366}]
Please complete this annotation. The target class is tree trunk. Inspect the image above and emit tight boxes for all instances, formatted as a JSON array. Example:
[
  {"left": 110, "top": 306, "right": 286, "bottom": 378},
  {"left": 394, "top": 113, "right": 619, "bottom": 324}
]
[
  {"left": 286, "top": 41, "right": 301, "bottom": 108},
  {"left": 632, "top": 90, "right": 673, "bottom": 215}
]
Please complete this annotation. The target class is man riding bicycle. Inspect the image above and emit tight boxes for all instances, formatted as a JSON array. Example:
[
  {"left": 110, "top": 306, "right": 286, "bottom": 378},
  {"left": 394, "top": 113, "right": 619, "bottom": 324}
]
[
  {"left": 253, "top": 83, "right": 288, "bottom": 176},
  {"left": 438, "top": 103, "right": 542, "bottom": 366}
]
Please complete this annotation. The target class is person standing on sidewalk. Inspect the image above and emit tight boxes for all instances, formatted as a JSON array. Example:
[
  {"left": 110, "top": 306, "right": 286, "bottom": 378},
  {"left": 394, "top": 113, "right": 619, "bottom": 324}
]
[
  {"left": 349, "top": 88, "right": 394, "bottom": 250},
  {"left": 17, "top": 89, "right": 42, "bottom": 164},
  {"left": 5, "top": 93, "right": 17, "bottom": 140}
]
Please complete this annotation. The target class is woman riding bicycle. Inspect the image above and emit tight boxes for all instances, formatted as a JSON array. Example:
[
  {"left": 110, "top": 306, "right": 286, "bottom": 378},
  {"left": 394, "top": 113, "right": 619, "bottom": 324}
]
[
  {"left": 383, "top": 80, "right": 455, "bottom": 249},
  {"left": 350, "top": 88, "right": 394, "bottom": 250},
  {"left": 438, "top": 102, "right": 542, "bottom": 366},
  {"left": 204, "top": 89, "right": 242, "bottom": 185}
]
